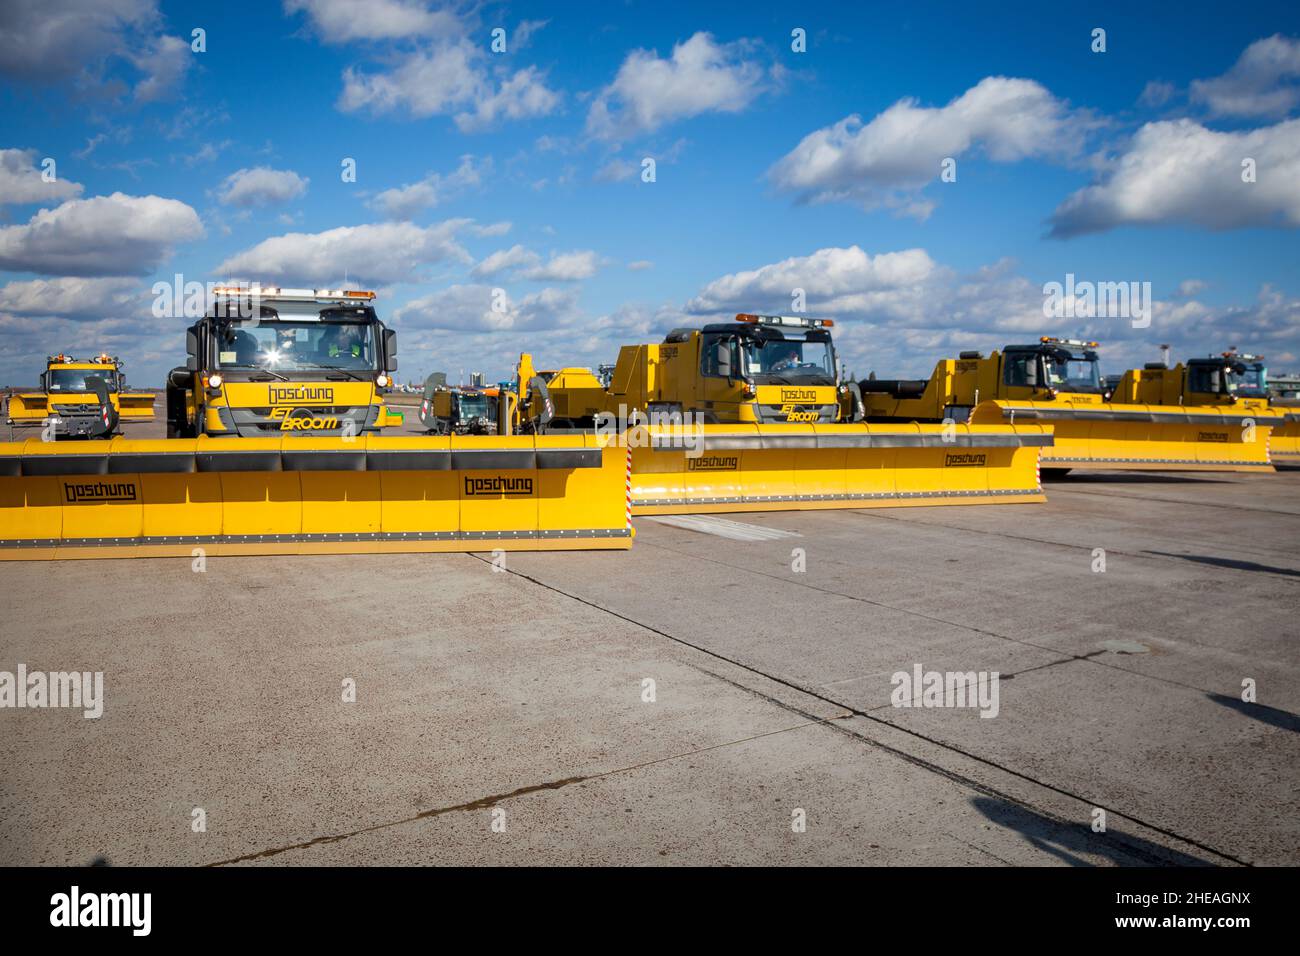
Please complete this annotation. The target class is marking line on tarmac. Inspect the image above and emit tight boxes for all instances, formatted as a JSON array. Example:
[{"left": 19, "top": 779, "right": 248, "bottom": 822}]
[{"left": 643, "top": 514, "right": 802, "bottom": 541}]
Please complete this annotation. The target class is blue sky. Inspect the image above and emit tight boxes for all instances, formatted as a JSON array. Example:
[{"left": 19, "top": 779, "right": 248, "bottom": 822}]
[{"left": 1, "top": 0, "right": 1298, "bottom": 386}]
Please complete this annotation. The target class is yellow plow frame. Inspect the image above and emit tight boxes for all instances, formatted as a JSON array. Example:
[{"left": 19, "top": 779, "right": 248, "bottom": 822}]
[
  {"left": 0, "top": 434, "right": 631, "bottom": 560},
  {"left": 973, "top": 401, "right": 1280, "bottom": 472},
  {"left": 627, "top": 422, "right": 1051, "bottom": 514},
  {"left": 1271, "top": 409, "right": 1300, "bottom": 467}
]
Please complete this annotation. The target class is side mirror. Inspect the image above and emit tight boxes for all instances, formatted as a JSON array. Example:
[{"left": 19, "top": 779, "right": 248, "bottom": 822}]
[
  {"left": 716, "top": 343, "right": 731, "bottom": 379},
  {"left": 384, "top": 328, "right": 398, "bottom": 372},
  {"left": 185, "top": 329, "right": 199, "bottom": 371}
]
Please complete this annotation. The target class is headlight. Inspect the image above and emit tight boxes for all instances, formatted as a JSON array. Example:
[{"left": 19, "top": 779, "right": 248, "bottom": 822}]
[
  {"left": 208, "top": 373, "right": 223, "bottom": 388},
  {"left": 376, "top": 374, "right": 390, "bottom": 387}
]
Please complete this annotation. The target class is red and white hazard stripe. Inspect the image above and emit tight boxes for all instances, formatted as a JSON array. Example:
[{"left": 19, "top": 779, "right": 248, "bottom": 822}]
[
  {"left": 1035, "top": 449, "right": 1041, "bottom": 491},
  {"left": 625, "top": 444, "right": 633, "bottom": 528}
]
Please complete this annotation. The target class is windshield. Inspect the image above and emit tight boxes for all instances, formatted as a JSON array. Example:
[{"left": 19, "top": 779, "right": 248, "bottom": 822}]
[
  {"left": 1228, "top": 363, "right": 1267, "bottom": 397},
  {"left": 47, "top": 369, "right": 118, "bottom": 392},
  {"left": 459, "top": 395, "right": 493, "bottom": 419},
  {"left": 1044, "top": 354, "right": 1101, "bottom": 390},
  {"left": 214, "top": 320, "right": 377, "bottom": 371},
  {"left": 743, "top": 334, "right": 836, "bottom": 386}
]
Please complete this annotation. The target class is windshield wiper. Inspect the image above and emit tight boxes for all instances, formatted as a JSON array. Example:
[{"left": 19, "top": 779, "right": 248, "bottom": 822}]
[
  {"left": 248, "top": 369, "right": 290, "bottom": 382},
  {"left": 316, "top": 364, "right": 370, "bottom": 381}
]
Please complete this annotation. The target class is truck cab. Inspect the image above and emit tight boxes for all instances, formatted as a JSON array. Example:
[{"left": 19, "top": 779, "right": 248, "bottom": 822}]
[
  {"left": 167, "top": 287, "right": 400, "bottom": 438},
  {"left": 5, "top": 353, "right": 154, "bottom": 438},
  {"left": 1111, "top": 350, "right": 1273, "bottom": 411}
]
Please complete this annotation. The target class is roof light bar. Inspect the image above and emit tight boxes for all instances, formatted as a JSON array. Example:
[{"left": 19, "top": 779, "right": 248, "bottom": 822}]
[
  {"left": 212, "top": 285, "right": 376, "bottom": 302},
  {"left": 1041, "top": 336, "right": 1099, "bottom": 348},
  {"left": 735, "top": 313, "right": 833, "bottom": 328}
]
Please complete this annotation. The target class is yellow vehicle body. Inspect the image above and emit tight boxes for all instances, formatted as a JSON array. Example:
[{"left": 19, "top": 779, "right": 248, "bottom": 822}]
[
  {"left": 533, "top": 331, "right": 842, "bottom": 426},
  {"left": 864, "top": 346, "right": 1277, "bottom": 473},
  {"left": 0, "top": 433, "right": 632, "bottom": 560},
  {"left": 180, "top": 378, "right": 402, "bottom": 437},
  {"left": 7, "top": 356, "right": 155, "bottom": 438},
  {"left": 1271, "top": 407, "right": 1300, "bottom": 466},
  {"left": 628, "top": 421, "right": 1049, "bottom": 514},
  {"left": 513, "top": 312, "right": 1051, "bottom": 514}
]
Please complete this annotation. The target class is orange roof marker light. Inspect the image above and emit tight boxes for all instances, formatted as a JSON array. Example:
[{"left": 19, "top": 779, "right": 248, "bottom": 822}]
[
  {"left": 734, "top": 313, "right": 833, "bottom": 328},
  {"left": 1041, "top": 336, "right": 1099, "bottom": 348}
]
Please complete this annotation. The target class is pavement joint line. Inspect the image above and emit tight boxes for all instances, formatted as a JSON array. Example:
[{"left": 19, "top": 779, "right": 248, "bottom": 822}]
[
  {"left": 205, "top": 711, "right": 849, "bottom": 867},
  {"left": 481, "top": 553, "right": 1249, "bottom": 867},
  {"left": 635, "top": 537, "right": 1261, "bottom": 700}
]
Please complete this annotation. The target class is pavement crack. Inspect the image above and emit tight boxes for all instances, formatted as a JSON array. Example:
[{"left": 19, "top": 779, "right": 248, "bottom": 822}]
[{"left": 207, "top": 707, "right": 843, "bottom": 867}]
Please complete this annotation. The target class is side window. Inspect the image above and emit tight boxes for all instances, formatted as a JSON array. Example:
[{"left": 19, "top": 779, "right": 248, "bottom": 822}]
[
  {"left": 1188, "top": 366, "right": 1213, "bottom": 393},
  {"left": 1004, "top": 354, "right": 1033, "bottom": 387},
  {"left": 700, "top": 335, "right": 737, "bottom": 378}
]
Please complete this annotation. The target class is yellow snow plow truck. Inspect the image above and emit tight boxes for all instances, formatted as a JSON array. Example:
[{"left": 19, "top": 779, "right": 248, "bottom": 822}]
[
  {"left": 165, "top": 287, "right": 404, "bottom": 438},
  {"left": 1112, "top": 349, "right": 1294, "bottom": 467},
  {"left": 5, "top": 353, "right": 155, "bottom": 439},
  {"left": 512, "top": 313, "right": 1052, "bottom": 514},
  {"left": 0, "top": 289, "right": 633, "bottom": 561},
  {"left": 861, "top": 337, "right": 1278, "bottom": 475}
]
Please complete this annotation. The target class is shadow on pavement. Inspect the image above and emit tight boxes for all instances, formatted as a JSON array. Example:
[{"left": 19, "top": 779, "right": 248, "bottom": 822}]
[
  {"left": 1206, "top": 693, "right": 1300, "bottom": 733},
  {"left": 970, "top": 796, "right": 1214, "bottom": 866},
  {"left": 1143, "top": 551, "right": 1300, "bottom": 579}
]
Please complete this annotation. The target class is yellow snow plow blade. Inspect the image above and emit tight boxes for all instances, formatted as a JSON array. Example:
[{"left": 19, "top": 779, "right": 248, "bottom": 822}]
[
  {"left": 1272, "top": 410, "right": 1300, "bottom": 467},
  {"left": 116, "top": 391, "right": 156, "bottom": 420},
  {"left": 0, "top": 434, "right": 631, "bottom": 560},
  {"left": 628, "top": 422, "right": 1051, "bottom": 514},
  {"left": 973, "top": 401, "right": 1279, "bottom": 472}
]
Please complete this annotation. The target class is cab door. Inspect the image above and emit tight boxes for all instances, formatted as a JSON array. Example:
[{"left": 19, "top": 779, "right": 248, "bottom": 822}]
[
  {"left": 999, "top": 350, "right": 1046, "bottom": 402},
  {"left": 697, "top": 333, "right": 745, "bottom": 423}
]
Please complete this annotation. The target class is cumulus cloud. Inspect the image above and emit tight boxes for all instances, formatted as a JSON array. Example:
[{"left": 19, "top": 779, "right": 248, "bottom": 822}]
[
  {"left": 1191, "top": 34, "right": 1300, "bottom": 118},
  {"left": 368, "top": 155, "right": 487, "bottom": 220},
  {"left": 587, "top": 32, "right": 768, "bottom": 140},
  {"left": 215, "top": 219, "right": 477, "bottom": 285},
  {"left": 468, "top": 246, "right": 599, "bottom": 282},
  {"left": 684, "top": 245, "right": 1300, "bottom": 378},
  {"left": 0, "top": 192, "right": 203, "bottom": 276},
  {"left": 283, "top": 0, "right": 462, "bottom": 42},
  {"left": 394, "top": 283, "right": 578, "bottom": 332},
  {"left": 0, "top": 148, "right": 84, "bottom": 205},
  {"left": 769, "top": 77, "right": 1083, "bottom": 217},
  {"left": 338, "top": 38, "right": 559, "bottom": 130},
  {"left": 0, "top": 276, "right": 142, "bottom": 319},
  {"left": 217, "top": 167, "right": 309, "bottom": 208},
  {"left": 1048, "top": 118, "right": 1300, "bottom": 237},
  {"left": 0, "top": 0, "right": 189, "bottom": 100}
]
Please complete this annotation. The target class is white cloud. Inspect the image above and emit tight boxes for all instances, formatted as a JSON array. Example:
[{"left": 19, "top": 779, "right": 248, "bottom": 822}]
[
  {"left": 587, "top": 32, "right": 767, "bottom": 140},
  {"left": 681, "top": 245, "right": 1300, "bottom": 379},
  {"left": 368, "top": 155, "right": 487, "bottom": 219},
  {"left": 519, "top": 250, "right": 599, "bottom": 282},
  {"left": 627, "top": 260, "right": 653, "bottom": 271},
  {"left": 594, "top": 157, "right": 638, "bottom": 183},
  {"left": 0, "top": 148, "right": 84, "bottom": 205},
  {"left": 0, "top": 1, "right": 189, "bottom": 100},
  {"left": 1175, "top": 279, "right": 1206, "bottom": 298},
  {"left": 0, "top": 192, "right": 203, "bottom": 276},
  {"left": 337, "top": 38, "right": 560, "bottom": 130},
  {"left": 769, "top": 76, "right": 1082, "bottom": 217},
  {"left": 1048, "top": 118, "right": 1300, "bottom": 237},
  {"left": 215, "top": 219, "right": 476, "bottom": 285},
  {"left": 687, "top": 245, "right": 941, "bottom": 317},
  {"left": 470, "top": 244, "right": 539, "bottom": 278},
  {"left": 394, "top": 283, "right": 578, "bottom": 332},
  {"left": 468, "top": 246, "right": 599, "bottom": 282},
  {"left": 1138, "top": 80, "right": 1176, "bottom": 109},
  {"left": 283, "top": 0, "right": 462, "bottom": 42},
  {"left": 0, "top": 276, "right": 141, "bottom": 319},
  {"left": 217, "top": 167, "right": 309, "bottom": 208},
  {"left": 1191, "top": 35, "right": 1300, "bottom": 118},
  {"left": 131, "top": 33, "right": 190, "bottom": 102}
]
